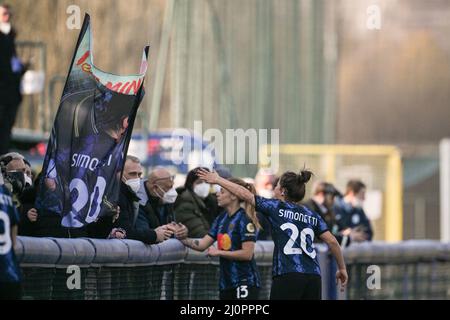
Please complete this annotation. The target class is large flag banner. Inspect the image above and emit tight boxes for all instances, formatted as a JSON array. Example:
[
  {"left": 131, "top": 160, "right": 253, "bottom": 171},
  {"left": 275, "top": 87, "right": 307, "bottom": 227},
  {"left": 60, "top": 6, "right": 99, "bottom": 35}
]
[{"left": 36, "top": 14, "right": 149, "bottom": 228}]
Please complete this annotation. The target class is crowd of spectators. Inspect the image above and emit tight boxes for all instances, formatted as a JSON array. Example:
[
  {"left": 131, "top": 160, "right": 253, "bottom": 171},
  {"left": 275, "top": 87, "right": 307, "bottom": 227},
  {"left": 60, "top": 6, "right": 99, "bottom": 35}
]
[{"left": 0, "top": 150, "right": 373, "bottom": 245}]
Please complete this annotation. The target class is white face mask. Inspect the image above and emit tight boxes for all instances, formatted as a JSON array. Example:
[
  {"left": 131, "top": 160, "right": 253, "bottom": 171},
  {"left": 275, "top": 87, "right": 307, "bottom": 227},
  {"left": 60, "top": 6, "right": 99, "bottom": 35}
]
[
  {"left": 193, "top": 182, "right": 210, "bottom": 199},
  {"left": 259, "top": 189, "right": 274, "bottom": 199},
  {"left": 352, "top": 198, "right": 364, "bottom": 208},
  {"left": 126, "top": 178, "right": 141, "bottom": 194},
  {"left": 212, "top": 184, "right": 221, "bottom": 194},
  {"left": 0, "top": 22, "right": 11, "bottom": 34},
  {"left": 158, "top": 186, "right": 178, "bottom": 204},
  {"left": 25, "top": 175, "right": 33, "bottom": 187}
]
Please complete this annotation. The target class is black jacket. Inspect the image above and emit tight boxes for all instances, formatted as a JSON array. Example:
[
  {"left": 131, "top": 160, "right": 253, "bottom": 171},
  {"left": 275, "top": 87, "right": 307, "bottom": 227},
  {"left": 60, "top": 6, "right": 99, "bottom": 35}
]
[
  {"left": 334, "top": 200, "right": 373, "bottom": 241},
  {"left": 18, "top": 185, "right": 73, "bottom": 237},
  {"left": 0, "top": 28, "right": 23, "bottom": 103},
  {"left": 303, "top": 198, "right": 349, "bottom": 246},
  {"left": 86, "top": 215, "right": 116, "bottom": 239},
  {"left": 116, "top": 181, "right": 158, "bottom": 244},
  {"left": 18, "top": 186, "right": 38, "bottom": 236},
  {"left": 139, "top": 186, "right": 174, "bottom": 229},
  {"left": 174, "top": 189, "right": 213, "bottom": 238},
  {"left": 0, "top": 29, "right": 16, "bottom": 82}
]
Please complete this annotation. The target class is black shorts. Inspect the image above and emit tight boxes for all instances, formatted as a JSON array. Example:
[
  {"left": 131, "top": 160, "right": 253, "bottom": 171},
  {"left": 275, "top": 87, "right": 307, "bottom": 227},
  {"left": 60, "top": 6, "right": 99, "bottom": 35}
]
[
  {"left": 220, "top": 285, "right": 260, "bottom": 300},
  {"left": 270, "top": 273, "right": 321, "bottom": 300},
  {"left": 0, "top": 282, "right": 22, "bottom": 300}
]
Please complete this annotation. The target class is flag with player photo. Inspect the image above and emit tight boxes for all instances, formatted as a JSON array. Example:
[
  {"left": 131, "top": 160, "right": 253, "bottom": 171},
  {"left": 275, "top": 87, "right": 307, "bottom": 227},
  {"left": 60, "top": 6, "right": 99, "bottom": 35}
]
[{"left": 35, "top": 13, "right": 149, "bottom": 228}]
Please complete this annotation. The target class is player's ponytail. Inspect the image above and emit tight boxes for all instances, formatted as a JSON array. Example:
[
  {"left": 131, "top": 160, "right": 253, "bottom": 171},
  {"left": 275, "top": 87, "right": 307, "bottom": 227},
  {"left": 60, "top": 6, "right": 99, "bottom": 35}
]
[
  {"left": 297, "top": 170, "right": 312, "bottom": 184},
  {"left": 228, "top": 178, "right": 262, "bottom": 230},
  {"left": 280, "top": 169, "right": 314, "bottom": 203}
]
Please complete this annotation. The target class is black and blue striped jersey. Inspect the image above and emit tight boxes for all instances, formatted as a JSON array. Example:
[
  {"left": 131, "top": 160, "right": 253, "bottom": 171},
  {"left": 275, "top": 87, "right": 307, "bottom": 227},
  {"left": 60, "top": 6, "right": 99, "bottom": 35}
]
[
  {"left": 208, "top": 208, "right": 261, "bottom": 291},
  {"left": 255, "top": 196, "right": 329, "bottom": 277}
]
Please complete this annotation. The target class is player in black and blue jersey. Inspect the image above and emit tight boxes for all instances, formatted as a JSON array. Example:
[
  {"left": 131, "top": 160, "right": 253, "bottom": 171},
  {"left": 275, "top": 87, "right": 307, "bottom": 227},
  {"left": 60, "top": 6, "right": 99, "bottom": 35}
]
[
  {"left": 197, "top": 168, "right": 348, "bottom": 300},
  {"left": 0, "top": 173, "right": 22, "bottom": 299},
  {"left": 179, "top": 178, "right": 261, "bottom": 300}
]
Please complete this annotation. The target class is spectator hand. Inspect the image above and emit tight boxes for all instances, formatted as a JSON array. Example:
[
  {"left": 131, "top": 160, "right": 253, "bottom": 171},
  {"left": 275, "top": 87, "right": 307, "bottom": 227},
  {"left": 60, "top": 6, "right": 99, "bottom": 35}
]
[
  {"left": 156, "top": 225, "right": 173, "bottom": 243},
  {"left": 196, "top": 168, "right": 219, "bottom": 184},
  {"left": 166, "top": 222, "right": 179, "bottom": 233},
  {"left": 112, "top": 206, "right": 120, "bottom": 223},
  {"left": 174, "top": 223, "right": 188, "bottom": 240},
  {"left": 350, "top": 228, "right": 368, "bottom": 242},
  {"left": 27, "top": 208, "right": 38, "bottom": 222},
  {"left": 207, "top": 246, "right": 221, "bottom": 257},
  {"left": 341, "top": 228, "right": 352, "bottom": 237},
  {"left": 108, "top": 228, "right": 126, "bottom": 239},
  {"left": 336, "top": 268, "right": 348, "bottom": 292},
  {"left": 44, "top": 178, "right": 56, "bottom": 191}
]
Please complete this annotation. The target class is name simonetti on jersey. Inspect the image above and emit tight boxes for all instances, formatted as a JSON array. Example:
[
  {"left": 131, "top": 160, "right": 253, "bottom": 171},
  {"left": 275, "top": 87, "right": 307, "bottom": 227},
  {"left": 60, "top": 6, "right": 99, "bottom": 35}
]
[
  {"left": 71, "top": 153, "right": 113, "bottom": 171},
  {"left": 279, "top": 208, "right": 319, "bottom": 226}
]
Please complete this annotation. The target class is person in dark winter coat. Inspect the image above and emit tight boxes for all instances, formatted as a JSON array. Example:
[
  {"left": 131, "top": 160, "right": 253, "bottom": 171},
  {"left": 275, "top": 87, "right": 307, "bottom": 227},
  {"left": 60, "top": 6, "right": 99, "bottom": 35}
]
[
  {"left": 114, "top": 156, "right": 174, "bottom": 244},
  {"left": 303, "top": 181, "right": 351, "bottom": 246},
  {"left": 137, "top": 166, "right": 179, "bottom": 228},
  {"left": 174, "top": 167, "right": 219, "bottom": 238},
  {"left": 334, "top": 179, "right": 374, "bottom": 243}
]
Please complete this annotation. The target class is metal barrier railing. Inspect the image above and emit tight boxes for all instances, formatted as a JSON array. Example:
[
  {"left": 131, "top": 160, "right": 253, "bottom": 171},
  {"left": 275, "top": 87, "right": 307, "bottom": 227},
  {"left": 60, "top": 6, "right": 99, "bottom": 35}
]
[
  {"left": 15, "top": 237, "right": 450, "bottom": 300},
  {"left": 343, "top": 240, "right": 450, "bottom": 299}
]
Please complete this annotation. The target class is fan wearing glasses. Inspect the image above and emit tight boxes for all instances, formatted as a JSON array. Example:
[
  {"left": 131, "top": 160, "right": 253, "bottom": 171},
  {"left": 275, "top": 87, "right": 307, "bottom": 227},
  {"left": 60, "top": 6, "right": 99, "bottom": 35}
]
[{"left": 138, "top": 167, "right": 187, "bottom": 238}]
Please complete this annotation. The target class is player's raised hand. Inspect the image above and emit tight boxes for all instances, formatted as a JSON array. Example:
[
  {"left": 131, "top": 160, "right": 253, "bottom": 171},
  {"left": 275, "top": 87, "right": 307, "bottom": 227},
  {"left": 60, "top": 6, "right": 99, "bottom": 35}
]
[
  {"left": 196, "top": 168, "right": 219, "bottom": 184},
  {"left": 336, "top": 268, "right": 348, "bottom": 292},
  {"left": 207, "top": 246, "right": 221, "bottom": 257}
]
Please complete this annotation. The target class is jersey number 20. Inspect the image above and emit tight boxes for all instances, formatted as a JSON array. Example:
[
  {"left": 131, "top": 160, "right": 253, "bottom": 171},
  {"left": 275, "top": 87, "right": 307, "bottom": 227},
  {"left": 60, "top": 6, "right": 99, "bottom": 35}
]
[
  {"left": 280, "top": 223, "right": 316, "bottom": 259},
  {"left": 70, "top": 177, "right": 106, "bottom": 223}
]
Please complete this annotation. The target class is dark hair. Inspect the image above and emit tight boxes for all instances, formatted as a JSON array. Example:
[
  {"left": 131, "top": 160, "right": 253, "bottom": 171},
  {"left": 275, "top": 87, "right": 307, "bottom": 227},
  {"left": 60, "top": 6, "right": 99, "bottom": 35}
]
[
  {"left": 228, "top": 178, "right": 261, "bottom": 230},
  {"left": 279, "top": 170, "right": 313, "bottom": 202},
  {"left": 185, "top": 167, "right": 209, "bottom": 191},
  {"left": 94, "top": 88, "right": 132, "bottom": 133},
  {"left": 313, "top": 181, "right": 337, "bottom": 196},
  {"left": 272, "top": 176, "right": 280, "bottom": 190},
  {"left": 346, "top": 179, "right": 366, "bottom": 195}
]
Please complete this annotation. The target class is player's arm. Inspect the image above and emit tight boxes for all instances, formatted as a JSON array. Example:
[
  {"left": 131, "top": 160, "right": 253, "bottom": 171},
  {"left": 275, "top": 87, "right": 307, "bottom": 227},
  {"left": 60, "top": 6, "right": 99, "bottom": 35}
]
[
  {"left": 320, "top": 231, "right": 348, "bottom": 290},
  {"left": 181, "top": 235, "right": 215, "bottom": 252},
  {"left": 196, "top": 169, "right": 255, "bottom": 206},
  {"left": 207, "top": 241, "right": 255, "bottom": 262}
]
